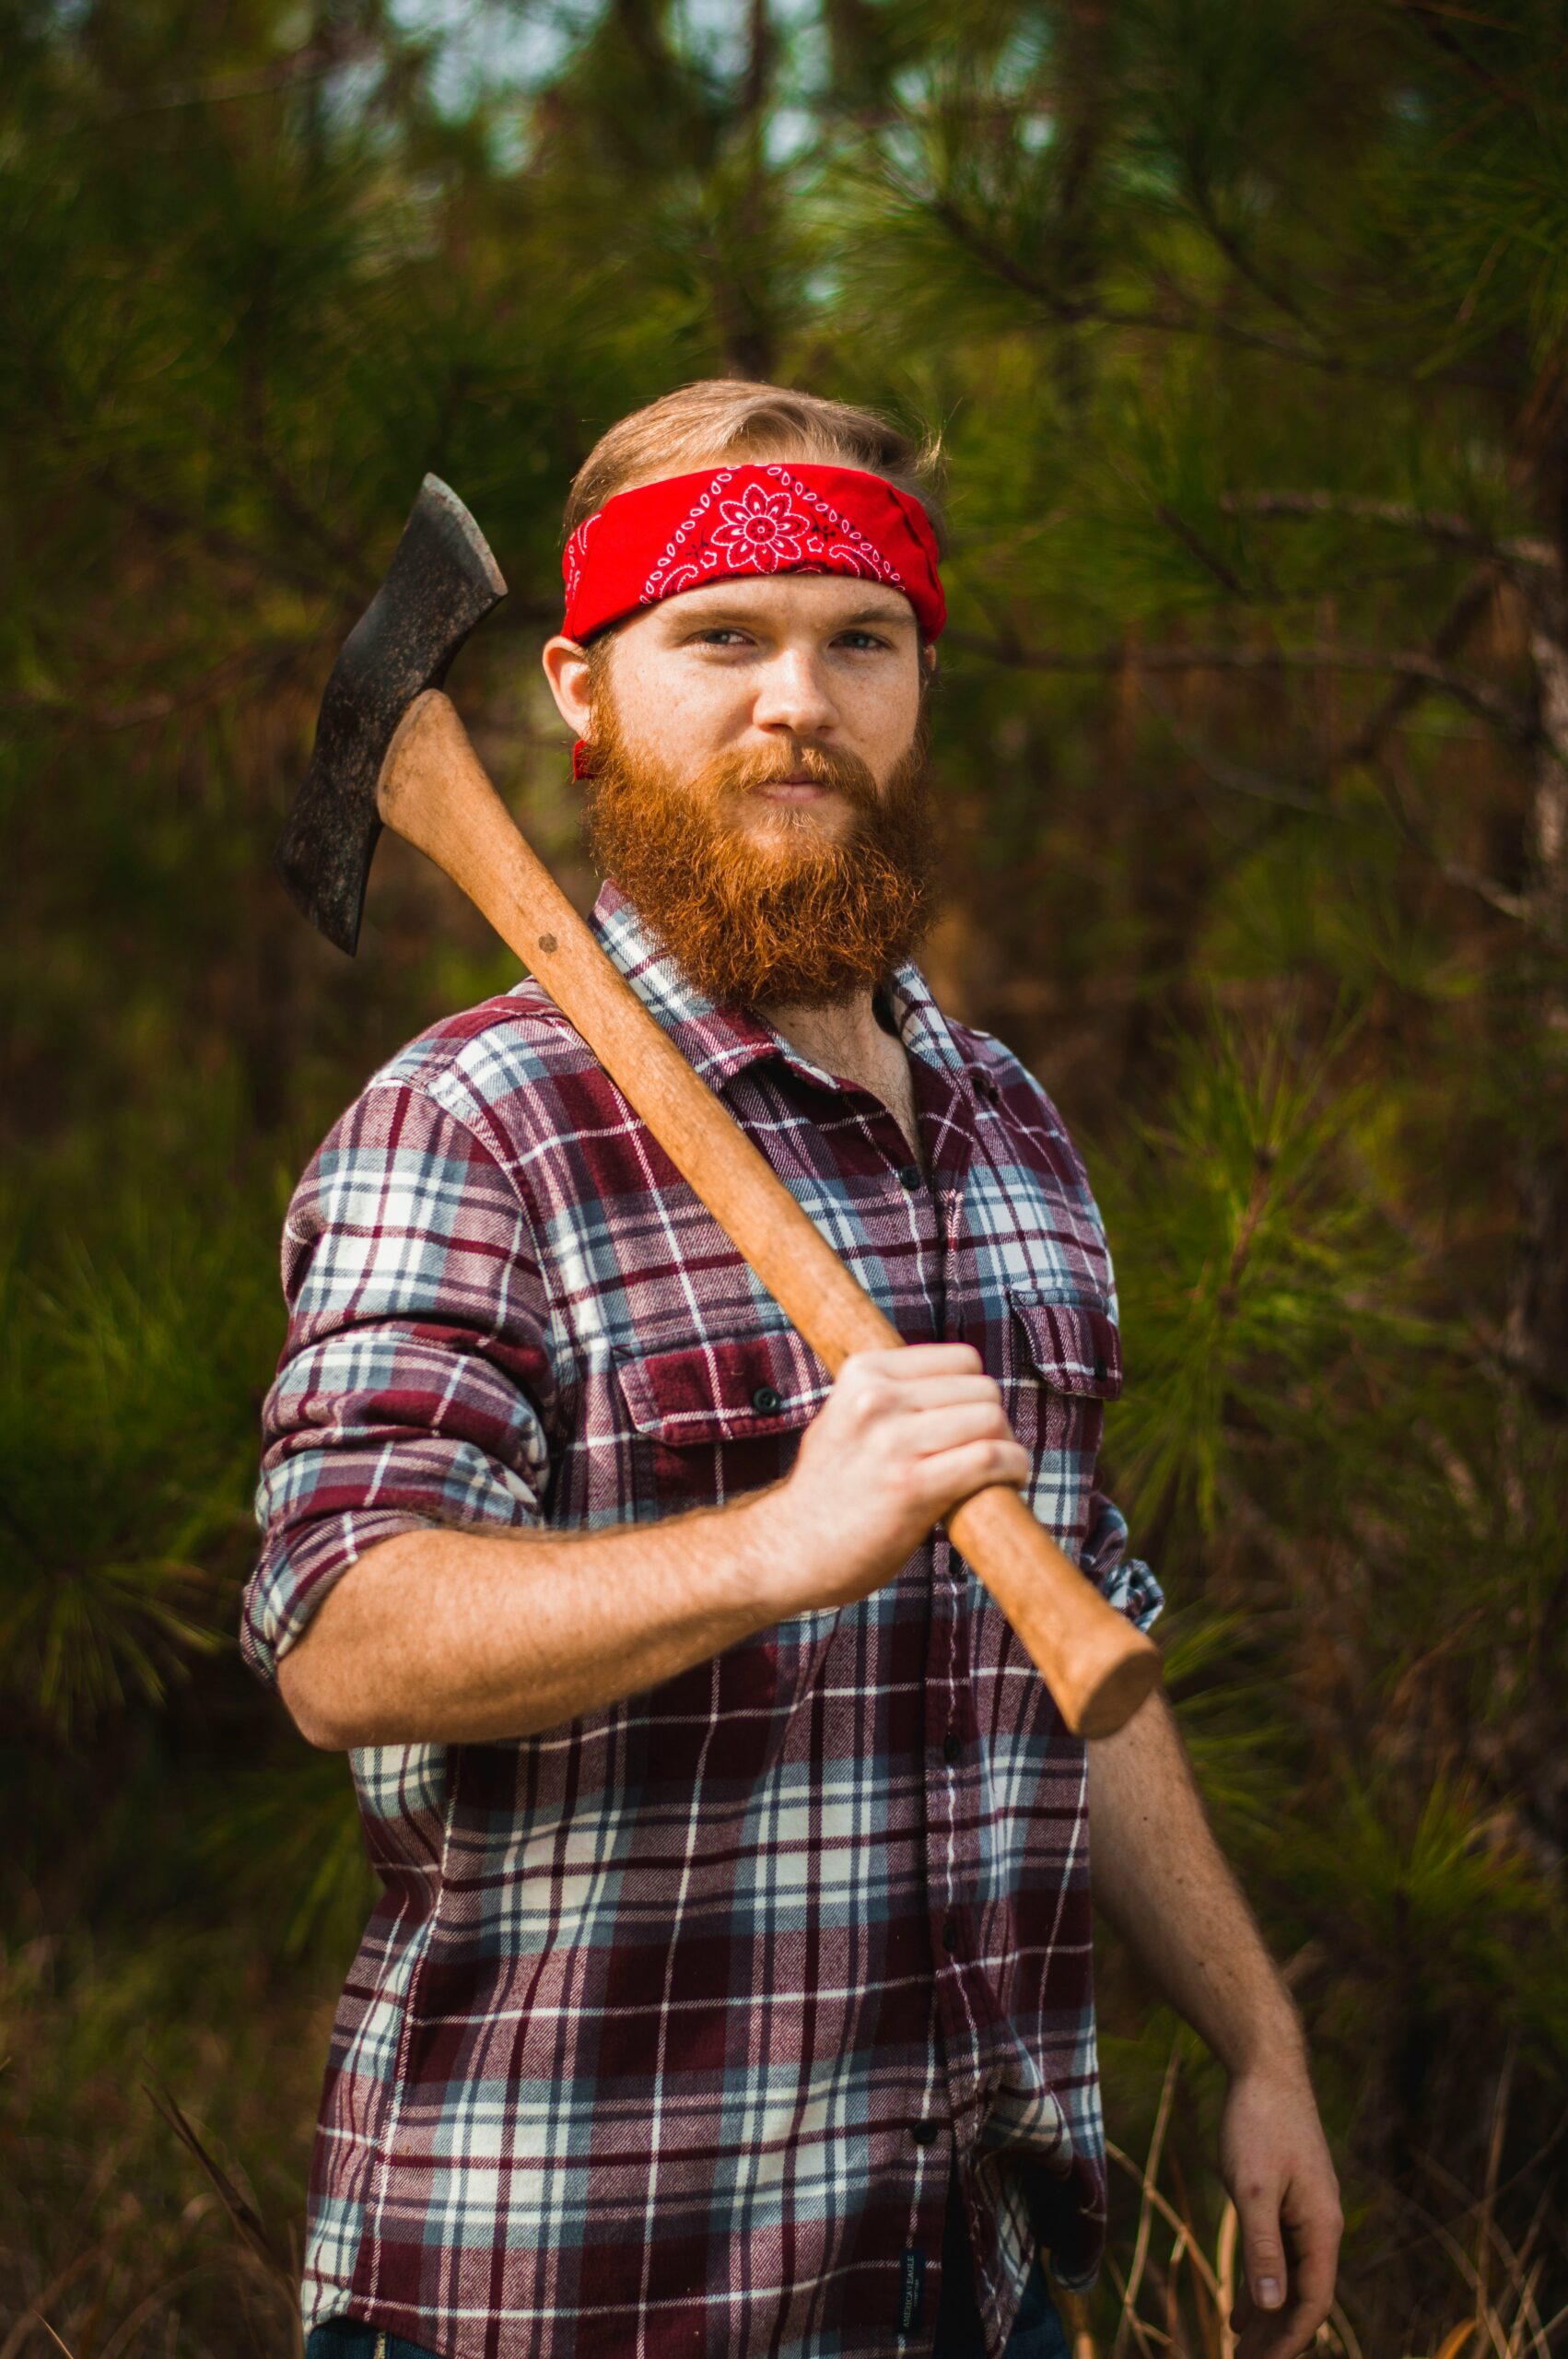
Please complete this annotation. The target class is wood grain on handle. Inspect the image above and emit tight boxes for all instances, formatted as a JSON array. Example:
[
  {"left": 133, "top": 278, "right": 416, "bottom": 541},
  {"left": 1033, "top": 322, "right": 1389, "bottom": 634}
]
[{"left": 379, "top": 690, "right": 1161, "bottom": 1738}]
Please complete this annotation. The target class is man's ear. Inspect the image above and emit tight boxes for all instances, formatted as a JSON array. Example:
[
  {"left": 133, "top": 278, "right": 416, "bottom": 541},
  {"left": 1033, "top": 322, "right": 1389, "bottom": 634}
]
[{"left": 542, "top": 634, "right": 595, "bottom": 735}]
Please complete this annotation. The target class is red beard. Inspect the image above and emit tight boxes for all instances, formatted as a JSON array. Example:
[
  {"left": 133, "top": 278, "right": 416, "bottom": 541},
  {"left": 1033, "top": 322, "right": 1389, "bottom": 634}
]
[{"left": 579, "top": 699, "right": 944, "bottom": 1011}]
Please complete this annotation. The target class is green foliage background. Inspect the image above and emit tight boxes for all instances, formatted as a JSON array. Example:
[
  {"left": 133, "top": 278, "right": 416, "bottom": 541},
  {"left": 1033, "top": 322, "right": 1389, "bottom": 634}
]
[{"left": 3, "top": 1, "right": 1566, "bottom": 2351}]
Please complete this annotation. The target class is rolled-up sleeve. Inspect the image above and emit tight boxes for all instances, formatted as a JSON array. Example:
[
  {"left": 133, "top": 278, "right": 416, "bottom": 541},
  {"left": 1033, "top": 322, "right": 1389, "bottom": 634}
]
[
  {"left": 242, "top": 1076, "right": 557, "bottom": 1689},
  {"left": 1079, "top": 1487, "right": 1164, "bottom": 1634},
  {"left": 1053, "top": 1116, "right": 1164, "bottom": 1637}
]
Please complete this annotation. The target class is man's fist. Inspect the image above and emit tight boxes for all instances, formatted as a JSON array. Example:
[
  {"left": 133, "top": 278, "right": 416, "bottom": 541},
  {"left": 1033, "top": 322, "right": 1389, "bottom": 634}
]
[{"left": 765, "top": 1343, "right": 1029, "bottom": 1616}]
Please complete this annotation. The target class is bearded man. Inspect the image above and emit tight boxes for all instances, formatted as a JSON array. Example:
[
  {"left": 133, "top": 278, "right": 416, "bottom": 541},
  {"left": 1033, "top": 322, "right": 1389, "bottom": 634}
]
[{"left": 246, "top": 381, "right": 1341, "bottom": 2359}]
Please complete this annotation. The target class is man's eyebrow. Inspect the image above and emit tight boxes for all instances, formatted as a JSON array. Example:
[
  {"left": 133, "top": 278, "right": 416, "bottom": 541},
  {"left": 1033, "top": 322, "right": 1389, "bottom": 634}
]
[
  {"left": 664, "top": 598, "right": 915, "bottom": 630},
  {"left": 836, "top": 602, "right": 918, "bottom": 628}
]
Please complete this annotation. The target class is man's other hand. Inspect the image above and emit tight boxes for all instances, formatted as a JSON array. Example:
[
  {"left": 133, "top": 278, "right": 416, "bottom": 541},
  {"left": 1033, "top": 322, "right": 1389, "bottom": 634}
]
[{"left": 1220, "top": 2065, "right": 1343, "bottom": 2358}]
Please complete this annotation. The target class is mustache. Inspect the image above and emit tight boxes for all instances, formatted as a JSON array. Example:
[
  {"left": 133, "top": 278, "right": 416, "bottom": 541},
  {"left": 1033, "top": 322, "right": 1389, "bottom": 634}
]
[{"left": 698, "top": 736, "right": 881, "bottom": 808}]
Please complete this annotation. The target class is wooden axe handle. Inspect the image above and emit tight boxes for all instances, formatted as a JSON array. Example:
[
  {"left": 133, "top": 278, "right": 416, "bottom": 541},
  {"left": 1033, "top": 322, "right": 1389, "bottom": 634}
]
[{"left": 379, "top": 690, "right": 1160, "bottom": 1739}]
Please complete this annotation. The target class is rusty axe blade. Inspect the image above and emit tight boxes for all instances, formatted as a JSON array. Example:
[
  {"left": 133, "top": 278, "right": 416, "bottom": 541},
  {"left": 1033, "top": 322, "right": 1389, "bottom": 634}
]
[{"left": 274, "top": 474, "right": 507, "bottom": 953}]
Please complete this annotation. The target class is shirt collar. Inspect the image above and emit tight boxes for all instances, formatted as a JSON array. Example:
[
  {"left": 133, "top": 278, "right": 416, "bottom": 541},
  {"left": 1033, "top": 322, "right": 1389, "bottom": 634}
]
[{"left": 585, "top": 874, "right": 978, "bottom": 1102}]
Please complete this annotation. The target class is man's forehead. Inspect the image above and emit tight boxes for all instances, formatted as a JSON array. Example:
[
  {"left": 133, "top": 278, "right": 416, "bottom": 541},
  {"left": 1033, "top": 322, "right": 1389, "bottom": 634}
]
[{"left": 640, "top": 575, "right": 919, "bottom": 633}]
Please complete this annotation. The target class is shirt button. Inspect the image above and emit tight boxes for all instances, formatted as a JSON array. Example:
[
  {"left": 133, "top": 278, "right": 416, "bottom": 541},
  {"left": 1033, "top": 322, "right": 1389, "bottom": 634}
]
[
  {"left": 942, "top": 1917, "right": 960, "bottom": 1953},
  {"left": 911, "top": 2118, "right": 939, "bottom": 2146},
  {"left": 942, "top": 1731, "right": 962, "bottom": 1764},
  {"left": 752, "top": 1384, "right": 782, "bottom": 1414},
  {"left": 897, "top": 1165, "right": 922, "bottom": 1191}
]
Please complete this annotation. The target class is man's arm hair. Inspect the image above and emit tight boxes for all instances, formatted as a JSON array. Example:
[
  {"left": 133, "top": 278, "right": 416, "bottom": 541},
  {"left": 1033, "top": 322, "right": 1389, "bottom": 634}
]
[
  {"left": 1087, "top": 1689, "right": 1305, "bottom": 2076},
  {"left": 276, "top": 1486, "right": 792, "bottom": 1749}
]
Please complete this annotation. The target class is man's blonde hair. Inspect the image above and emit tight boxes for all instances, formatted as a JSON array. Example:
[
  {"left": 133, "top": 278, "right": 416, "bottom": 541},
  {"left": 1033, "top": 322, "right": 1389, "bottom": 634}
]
[{"left": 564, "top": 380, "right": 947, "bottom": 556}]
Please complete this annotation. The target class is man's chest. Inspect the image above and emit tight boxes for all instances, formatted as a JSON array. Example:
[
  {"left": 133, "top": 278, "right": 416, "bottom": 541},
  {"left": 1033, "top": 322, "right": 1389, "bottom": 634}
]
[
  {"left": 516, "top": 1047, "right": 1112, "bottom": 1336},
  {"left": 511, "top": 1049, "right": 1119, "bottom": 1503},
  {"left": 840, "top": 1039, "right": 927, "bottom": 1174}
]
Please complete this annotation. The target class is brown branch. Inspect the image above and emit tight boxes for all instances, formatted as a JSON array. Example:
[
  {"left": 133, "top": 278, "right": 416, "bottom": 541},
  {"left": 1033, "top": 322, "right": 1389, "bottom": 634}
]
[
  {"left": 4, "top": 638, "right": 317, "bottom": 733},
  {"left": 1132, "top": 686, "right": 1328, "bottom": 816},
  {"left": 997, "top": 559, "right": 1557, "bottom": 934},
  {"left": 92, "top": 467, "right": 337, "bottom": 603},
  {"left": 1140, "top": 677, "right": 1547, "bottom": 929},
  {"left": 1181, "top": 165, "right": 1323, "bottom": 337},
  {"left": 1152, "top": 503, "right": 1252, "bottom": 601},
  {"left": 97, "top": 46, "right": 350, "bottom": 119},
  {"left": 919, "top": 191, "right": 1515, "bottom": 392},
  {"left": 944, "top": 628, "right": 1538, "bottom": 739},
  {"left": 1333, "top": 565, "right": 1502, "bottom": 769},
  {"left": 1220, "top": 488, "right": 1555, "bottom": 570}
]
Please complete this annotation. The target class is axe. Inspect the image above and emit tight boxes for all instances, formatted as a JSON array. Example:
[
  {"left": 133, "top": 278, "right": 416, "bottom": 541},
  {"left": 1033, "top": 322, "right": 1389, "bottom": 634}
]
[{"left": 275, "top": 475, "right": 1161, "bottom": 1739}]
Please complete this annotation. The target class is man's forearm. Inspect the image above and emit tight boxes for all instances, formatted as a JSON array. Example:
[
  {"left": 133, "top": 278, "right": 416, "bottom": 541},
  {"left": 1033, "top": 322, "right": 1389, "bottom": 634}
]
[
  {"left": 276, "top": 1486, "right": 794, "bottom": 1749},
  {"left": 1087, "top": 1691, "right": 1305, "bottom": 2079}
]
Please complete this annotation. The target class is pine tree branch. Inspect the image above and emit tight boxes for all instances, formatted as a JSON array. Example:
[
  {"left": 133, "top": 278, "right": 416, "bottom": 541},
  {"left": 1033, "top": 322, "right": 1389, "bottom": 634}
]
[
  {"left": 1180, "top": 166, "right": 1324, "bottom": 339},
  {"left": 1395, "top": 3, "right": 1544, "bottom": 111},
  {"left": 1130, "top": 687, "right": 1328, "bottom": 816},
  {"left": 1332, "top": 566, "right": 1503, "bottom": 770},
  {"left": 92, "top": 467, "right": 338, "bottom": 603},
  {"left": 3, "top": 639, "right": 316, "bottom": 732},
  {"left": 94, "top": 43, "right": 357, "bottom": 120},
  {"left": 1135, "top": 677, "right": 1548, "bottom": 932},
  {"left": 919, "top": 192, "right": 1515, "bottom": 392},
  {"left": 959, "top": 560, "right": 1551, "bottom": 932},
  {"left": 944, "top": 630, "right": 1538, "bottom": 740},
  {"left": 1219, "top": 489, "right": 1555, "bottom": 571},
  {"left": 1151, "top": 504, "right": 1254, "bottom": 601}
]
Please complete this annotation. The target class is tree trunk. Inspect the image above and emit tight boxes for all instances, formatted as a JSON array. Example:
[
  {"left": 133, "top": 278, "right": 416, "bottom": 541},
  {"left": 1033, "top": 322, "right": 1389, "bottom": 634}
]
[{"left": 1506, "top": 569, "right": 1568, "bottom": 1407}]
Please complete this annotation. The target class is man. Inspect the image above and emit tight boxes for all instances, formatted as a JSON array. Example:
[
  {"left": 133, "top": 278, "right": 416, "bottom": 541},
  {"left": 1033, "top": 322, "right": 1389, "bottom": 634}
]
[{"left": 247, "top": 380, "right": 1341, "bottom": 2359}]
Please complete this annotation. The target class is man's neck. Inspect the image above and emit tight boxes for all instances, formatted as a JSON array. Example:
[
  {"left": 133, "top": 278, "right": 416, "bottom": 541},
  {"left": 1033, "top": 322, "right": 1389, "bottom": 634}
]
[
  {"left": 755, "top": 985, "right": 926, "bottom": 1171},
  {"left": 755, "top": 987, "right": 884, "bottom": 1077}
]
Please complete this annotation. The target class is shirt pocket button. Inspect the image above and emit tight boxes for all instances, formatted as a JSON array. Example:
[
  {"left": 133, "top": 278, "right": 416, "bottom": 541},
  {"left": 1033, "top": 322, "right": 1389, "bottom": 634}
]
[{"left": 752, "top": 1384, "right": 782, "bottom": 1414}]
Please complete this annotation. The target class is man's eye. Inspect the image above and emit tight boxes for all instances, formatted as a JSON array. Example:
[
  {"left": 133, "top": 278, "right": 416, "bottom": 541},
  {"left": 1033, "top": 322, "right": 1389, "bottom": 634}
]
[
  {"left": 693, "top": 628, "right": 751, "bottom": 647},
  {"left": 838, "top": 631, "right": 891, "bottom": 651}
]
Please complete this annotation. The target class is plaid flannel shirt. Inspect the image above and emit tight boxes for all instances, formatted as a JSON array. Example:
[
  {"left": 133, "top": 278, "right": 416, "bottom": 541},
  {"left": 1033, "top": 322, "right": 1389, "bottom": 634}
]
[{"left": 245, "top": 874, "right": 1163, "bottom": 2359}]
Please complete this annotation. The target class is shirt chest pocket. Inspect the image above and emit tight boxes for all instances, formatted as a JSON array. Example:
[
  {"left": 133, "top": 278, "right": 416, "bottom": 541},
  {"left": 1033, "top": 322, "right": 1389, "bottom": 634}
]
[
  {"left": 1006, "top": 1290, "right": 1123, "bottom": 1547},
  {"left": 612, "top": 1330, "right": 838, "bottom": 1744},
  {"left": 612, "top": 1328, "right": 830, "bottom": 1515}
]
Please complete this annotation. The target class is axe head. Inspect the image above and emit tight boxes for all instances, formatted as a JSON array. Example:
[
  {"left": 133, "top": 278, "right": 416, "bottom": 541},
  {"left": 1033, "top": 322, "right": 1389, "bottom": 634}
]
[{"left": 274, "top": 474, "right": 508, "bottom": 953}]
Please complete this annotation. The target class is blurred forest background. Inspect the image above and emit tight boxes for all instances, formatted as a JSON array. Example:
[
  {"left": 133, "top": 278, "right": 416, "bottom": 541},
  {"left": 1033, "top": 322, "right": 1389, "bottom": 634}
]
[{"left": 3, "top": 0, "right": 1567, "bottom": 2352}]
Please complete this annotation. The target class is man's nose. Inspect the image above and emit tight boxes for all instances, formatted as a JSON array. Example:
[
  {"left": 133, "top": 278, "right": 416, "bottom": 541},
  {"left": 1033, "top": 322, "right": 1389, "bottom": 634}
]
[{"left": 752, "top": 649, "right": 837, "bottom": 737}]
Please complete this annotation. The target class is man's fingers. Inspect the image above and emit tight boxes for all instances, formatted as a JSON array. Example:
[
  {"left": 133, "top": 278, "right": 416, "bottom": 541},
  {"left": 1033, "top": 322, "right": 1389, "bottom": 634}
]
[
  {"left": 905, "top": 1374, "right": 1012, "bottom": 1413},
  {"left": 1235, "top": 2183, "right": 1288, "bottom": 2318},
  {"left": 1232, "top": 2179, "right": 1344, "bottom": 2359},
  {"left": 906, "top": 1402, "right": 1018, "bottom": 1457},
  {"left": 860, "top": 1344, "right": 983, "bottom": 1379},
  {"left": 1280, "top": 2178, "right": 1343, "bottom": 2332}
]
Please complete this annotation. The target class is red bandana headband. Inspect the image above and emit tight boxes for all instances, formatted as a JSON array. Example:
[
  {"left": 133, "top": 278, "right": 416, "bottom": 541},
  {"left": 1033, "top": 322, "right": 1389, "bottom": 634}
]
[{"left": 561, "top": 461, "right": 946, "bottom": 651}]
